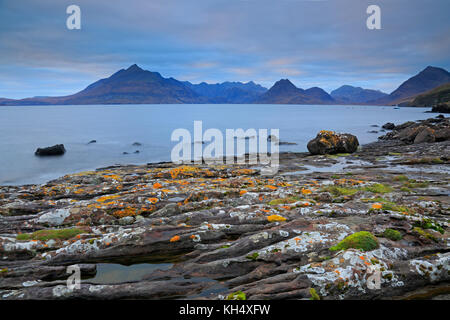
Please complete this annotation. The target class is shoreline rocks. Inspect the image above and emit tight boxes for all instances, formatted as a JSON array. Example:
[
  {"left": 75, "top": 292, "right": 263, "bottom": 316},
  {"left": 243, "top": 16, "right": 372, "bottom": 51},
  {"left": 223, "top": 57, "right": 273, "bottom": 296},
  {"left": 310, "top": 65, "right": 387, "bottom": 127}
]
[
  {"left": 34, "top": 144, "right": 66, "bottom": 156},
  {"left": 378, "top": 116, "right": 449, "bottom": 144},
  {"left": 307, "top": 130, "right": 359, "bottom": 155},
  {"left": 2, "top": 122, "right": 449, "bottom": 301}
]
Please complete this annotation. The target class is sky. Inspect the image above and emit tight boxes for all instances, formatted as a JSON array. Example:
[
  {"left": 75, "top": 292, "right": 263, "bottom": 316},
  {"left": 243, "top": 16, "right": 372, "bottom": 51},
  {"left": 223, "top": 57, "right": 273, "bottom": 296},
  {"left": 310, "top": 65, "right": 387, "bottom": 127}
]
[{"left": 0, "top": 0, "right": 449, "bottom": 99}]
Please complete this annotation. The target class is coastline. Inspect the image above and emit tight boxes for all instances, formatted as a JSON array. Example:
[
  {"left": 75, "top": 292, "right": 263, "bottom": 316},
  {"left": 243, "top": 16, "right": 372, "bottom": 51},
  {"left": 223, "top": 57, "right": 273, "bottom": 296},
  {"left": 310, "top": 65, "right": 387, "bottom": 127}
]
[{"left": 0, "top": 117, "right": 449, "bottom": 300}]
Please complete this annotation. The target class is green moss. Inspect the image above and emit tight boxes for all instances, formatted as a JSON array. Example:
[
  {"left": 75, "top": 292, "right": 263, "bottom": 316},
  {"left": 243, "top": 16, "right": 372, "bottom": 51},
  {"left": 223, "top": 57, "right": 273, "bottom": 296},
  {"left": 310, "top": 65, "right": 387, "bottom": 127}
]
[
  {"left": 400, "top": 187, "right": 412, "bottom": 193},
  {"left": 322, "top": 186, "right": 359, "bottom": 196},
  {"left": 268, "top": 196, "right": 300, "bottom": 205},
  {"left": 383, "top": 273, "right": 393, "bottom": 280},
  {"left": 394, "top": 175, "right": 409, "bottom": 182},
  {"left": 381, "top": 202, "right": 409, "bottom": 213},
  {"left": 226, "top": 291, "right": 246, "bottom": 300},
  {"left": 414, "top": 218, "right": 445, "bottom": 234},
  {"left": 403, "top": 180, "right": 430, "bottom": 189},
  {"left": 364, "top": 197, "right": 410, "bottom": 212},
  {"left": 0, "top": 268, "right": 8, "bottom": 274},
  {"left": 16, "top": 228, "right": 84, "bottom": 241},
  {"left": 246, "top": 252, "right": 259, "bottom": 260},
  {"left": 319, "top": 255, "right": 331, "bottom": 261},
  {"left": 413, "top": 227, "right": 438, "bottom": 242},
  {"left": 271, "top": 248, "right": 281, "bottom": 253},
  {"left": 431, "top": 158, "right": 444, "bottom": 164},
  {"left": 406, "top": 157, "right": 444, "bottom": 165},
  {"left": 383, "top": 229, "right": 402, "bottom": 241},
  {"left": 329, "top": 231, "right": 379, "bottom": 252},
  {"left": 220, "top": 245, "right": 231, "bottom": 249},
  {"left": 364, "top": 184, "right": 393, "bottom": 194},
  {"left": 309, "top": 288, "right": 320, "bottom": 300},
  {"left": 388, "top": 152, "right": 402, "bottom": 156}
]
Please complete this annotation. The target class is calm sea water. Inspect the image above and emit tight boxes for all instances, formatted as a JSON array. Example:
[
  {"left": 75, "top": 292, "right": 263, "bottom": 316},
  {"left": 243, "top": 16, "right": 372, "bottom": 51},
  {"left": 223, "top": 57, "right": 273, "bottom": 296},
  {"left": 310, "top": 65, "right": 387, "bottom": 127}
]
[{"left": 0, "top": 104, "right": 431, "bottom": 185}]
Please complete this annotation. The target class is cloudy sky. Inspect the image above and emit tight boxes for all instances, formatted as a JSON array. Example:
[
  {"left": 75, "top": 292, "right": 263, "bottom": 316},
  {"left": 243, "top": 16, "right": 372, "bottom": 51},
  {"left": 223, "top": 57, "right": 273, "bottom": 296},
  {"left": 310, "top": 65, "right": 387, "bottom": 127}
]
[{"left": 0, "top": 0, "right": 449, "bottom": 99}]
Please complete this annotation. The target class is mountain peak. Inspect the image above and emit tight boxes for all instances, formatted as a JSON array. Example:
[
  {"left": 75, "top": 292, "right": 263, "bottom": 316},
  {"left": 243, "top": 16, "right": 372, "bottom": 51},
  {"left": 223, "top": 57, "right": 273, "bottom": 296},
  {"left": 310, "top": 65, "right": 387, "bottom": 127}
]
[
  {"left": 273, "top": 79, "right": 297, "bottom": 89},
  {"left": 127, "top": 64, "right": 143, "bottom": 72},
  {"left": 386, "top": 65, "right": 450, "bottom": 103}
]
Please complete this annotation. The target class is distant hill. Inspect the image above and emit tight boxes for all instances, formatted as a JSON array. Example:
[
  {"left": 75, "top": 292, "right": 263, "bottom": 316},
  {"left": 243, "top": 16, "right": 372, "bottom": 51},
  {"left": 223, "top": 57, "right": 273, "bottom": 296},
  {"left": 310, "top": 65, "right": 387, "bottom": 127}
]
[
  {"left": 255, "top": 79, "right": 335, "bottom": 104},
  {"left": 1, "top": 64, "right": 206, "bottom": 105},
  {"left": 331, "top": 85, "right": 388, "bottom": 104},
  {"left": 400, "top": 82, "right": 450, "bottom": 107},
  {"left": 372, "top": 66, "right": 450, "bottom": 105},
  {"left": 183, "top": 81, "right": 267, "bottom": 103}
]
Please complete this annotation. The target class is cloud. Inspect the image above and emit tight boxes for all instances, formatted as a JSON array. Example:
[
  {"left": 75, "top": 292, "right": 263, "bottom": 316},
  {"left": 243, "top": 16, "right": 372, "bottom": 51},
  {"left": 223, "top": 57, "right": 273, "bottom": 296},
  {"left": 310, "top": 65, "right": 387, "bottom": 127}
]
[{"left": 0, "top": 0, "right": 449, "bottom": 98}]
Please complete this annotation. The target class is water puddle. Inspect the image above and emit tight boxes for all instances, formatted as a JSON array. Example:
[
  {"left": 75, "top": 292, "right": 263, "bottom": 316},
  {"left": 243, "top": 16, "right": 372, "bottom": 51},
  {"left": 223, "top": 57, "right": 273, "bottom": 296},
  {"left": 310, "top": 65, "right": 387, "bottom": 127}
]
[
  {"left": 380, "top": 164, "right": 450, "bottom": 174},
  {"left": 282, "top": 158, "right": 373, "bottom": 175},
  {"left": 85, "top": 263, "right": 173, "bottom": 284}
]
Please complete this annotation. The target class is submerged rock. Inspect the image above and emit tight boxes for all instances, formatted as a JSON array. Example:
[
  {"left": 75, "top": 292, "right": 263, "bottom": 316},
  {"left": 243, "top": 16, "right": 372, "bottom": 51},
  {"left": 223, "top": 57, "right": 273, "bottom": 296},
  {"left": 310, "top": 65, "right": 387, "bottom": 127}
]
[
  {"left": 307, "top": 130, "right": 359, "bottom": 155},
  {"left": 34, "top": 144, "right": 66, "bottom": 156}
]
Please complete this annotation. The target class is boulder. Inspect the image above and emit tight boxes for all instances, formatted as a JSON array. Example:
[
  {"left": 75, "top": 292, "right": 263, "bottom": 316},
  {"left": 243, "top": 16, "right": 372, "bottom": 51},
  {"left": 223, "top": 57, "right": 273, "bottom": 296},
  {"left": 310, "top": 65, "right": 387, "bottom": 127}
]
[
  {"left": 307, "top": 130, "right": 359, "bottom": 155},
  {"left": 35, "top": 144, "right": 66, "bottom": 156},
  {"left": 396, "top": 126, "right": 424, "bottom": 143},
  {"left": 435, "top": 127, "right": 450, "bottom": 142},
  {"left": 382, "top": 122, "right": 395, "bottom": 130},
  {"left": 394, "top": 121, "right": 416, "bottom": 131},
  {"left": 414, "top": 127, "right": 436, "bottom": 144},
  {"left": 431, "top": 103, "right": 450, "bottom": 114}
]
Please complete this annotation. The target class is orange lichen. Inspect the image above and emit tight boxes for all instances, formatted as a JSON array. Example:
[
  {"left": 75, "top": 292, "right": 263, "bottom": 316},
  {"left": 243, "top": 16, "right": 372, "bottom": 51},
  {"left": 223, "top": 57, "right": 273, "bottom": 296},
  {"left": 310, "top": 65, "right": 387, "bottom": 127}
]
[
  {"left": 265, "top": 185, "right": 278, "bottom": 190},
  {"left": 147, "top": 197, "right": 159, "bottom": 204},
  {"left": 170, "top": 235, "right": 180, "bottom": 242},
  {"left": 267, "top": 215, "right": 286, "bottom": 222},
  {"left": 112, "top": 207, "right": 138, "bottom": 218},
  {"left": 301, "top": 188, "right": 312, "bottom": 195},
  {"left": 371, "top": 203, "right": 382, "bottom": 210},
  {"left": 153, "top": 182, "right": 163, "bottom": 189},
  {"left": 96, "top": 195, "right": 120, "bottom": 203},
  {"left": 240, "top": 190, "right": 247, "bottom": 196}
]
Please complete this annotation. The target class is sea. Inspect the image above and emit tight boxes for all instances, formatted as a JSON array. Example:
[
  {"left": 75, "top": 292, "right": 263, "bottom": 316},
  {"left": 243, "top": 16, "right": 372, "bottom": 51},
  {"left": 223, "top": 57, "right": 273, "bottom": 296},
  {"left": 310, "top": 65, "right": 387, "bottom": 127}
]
[{"left": 0, "top": 104, "right": 433, "bottom": 185}]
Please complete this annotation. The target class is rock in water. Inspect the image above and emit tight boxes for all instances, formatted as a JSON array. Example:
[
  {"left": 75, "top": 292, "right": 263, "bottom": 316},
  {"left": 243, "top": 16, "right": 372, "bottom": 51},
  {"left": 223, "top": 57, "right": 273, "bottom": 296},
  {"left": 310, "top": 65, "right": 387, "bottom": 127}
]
[
  {"left": 307, "top": 130, "right": 359, "bottom": 155},
  {"left": 431, "top": 103, "right": 450, "bottom": 114},
  {"left": 34, "top": 144, "right": 66, "bottom": 156},
  {"left": 382, "top": 122, "right": 395, "bottom": 130}
]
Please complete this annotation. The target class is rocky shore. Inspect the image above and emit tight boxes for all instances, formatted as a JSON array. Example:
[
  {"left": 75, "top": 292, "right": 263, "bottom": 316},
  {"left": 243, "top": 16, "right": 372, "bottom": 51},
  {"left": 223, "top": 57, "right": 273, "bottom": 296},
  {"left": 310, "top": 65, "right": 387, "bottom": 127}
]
[{"left": 0, "top": 117, "right": 449, "bottom": 300}]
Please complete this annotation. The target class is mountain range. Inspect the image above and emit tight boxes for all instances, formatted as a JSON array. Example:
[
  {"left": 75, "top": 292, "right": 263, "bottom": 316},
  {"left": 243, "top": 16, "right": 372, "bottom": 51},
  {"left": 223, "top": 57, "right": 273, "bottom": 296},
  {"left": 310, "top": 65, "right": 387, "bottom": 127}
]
[
  {"left": 1, "top": 64, "right": 449, "bottom": 106},
  {"left": 330, "top": 85, "right": 388, "bottom": 104},
  {"left": 254, "top": 79, "right": 335, "bottom": 104}
]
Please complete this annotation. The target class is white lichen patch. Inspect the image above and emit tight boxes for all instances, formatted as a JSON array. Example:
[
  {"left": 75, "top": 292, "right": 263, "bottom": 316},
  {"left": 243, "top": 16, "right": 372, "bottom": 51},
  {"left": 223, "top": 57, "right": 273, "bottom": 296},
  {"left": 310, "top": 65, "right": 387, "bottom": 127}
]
[
  {"left": 36, "top": 208, "right": 71, "bottom": 226},
  {"left": 88, "top": 285, "right": 105, "bottom": 293},
  {"left": 294, "top": 246, "right": 407, "bottom": 298},
  {"left": 409, "top": 253, "right": 450, "bottom": 282}
]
